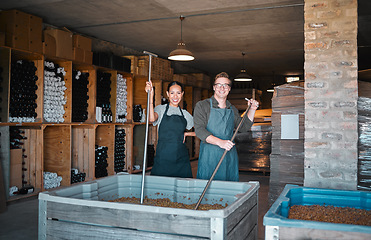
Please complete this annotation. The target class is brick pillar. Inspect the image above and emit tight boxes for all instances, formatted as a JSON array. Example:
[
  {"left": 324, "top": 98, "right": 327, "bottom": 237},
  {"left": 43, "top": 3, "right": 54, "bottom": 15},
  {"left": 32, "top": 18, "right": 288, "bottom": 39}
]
[{"left": 304, "top": 0, "right": 358, "bottom": 190}]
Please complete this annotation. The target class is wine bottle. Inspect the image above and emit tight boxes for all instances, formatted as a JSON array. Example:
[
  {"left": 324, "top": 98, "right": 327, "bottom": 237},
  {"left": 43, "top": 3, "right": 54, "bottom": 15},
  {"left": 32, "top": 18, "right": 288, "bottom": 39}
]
[{"left": 16, "top": 185, "right": 34, "bottom": 195}]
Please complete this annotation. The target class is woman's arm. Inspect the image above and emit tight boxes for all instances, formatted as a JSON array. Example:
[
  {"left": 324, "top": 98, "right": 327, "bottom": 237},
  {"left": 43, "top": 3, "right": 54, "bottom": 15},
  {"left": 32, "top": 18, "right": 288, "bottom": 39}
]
[
  {"left": 183, "top": 131, "right": 196, "bottom": 143},
  {"left": 145, "top": 81, "right": 158, "bottom": 123}
]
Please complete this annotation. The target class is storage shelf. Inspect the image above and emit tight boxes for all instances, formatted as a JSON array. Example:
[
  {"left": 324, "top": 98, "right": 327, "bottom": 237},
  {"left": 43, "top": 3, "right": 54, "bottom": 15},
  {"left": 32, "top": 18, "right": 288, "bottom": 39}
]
[{"left": 0, "top": 45, "right": 134, "bottom": 201}]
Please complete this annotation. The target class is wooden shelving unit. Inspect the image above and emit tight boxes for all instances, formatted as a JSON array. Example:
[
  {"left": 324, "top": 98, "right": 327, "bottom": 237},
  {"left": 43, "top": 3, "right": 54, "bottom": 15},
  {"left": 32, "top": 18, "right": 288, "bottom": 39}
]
[
  {"left": 0, "top": 45, "right": 135, "bottom": 201},
  {"left": 0, "top": 44, "right": 213, "bottom": 202}
]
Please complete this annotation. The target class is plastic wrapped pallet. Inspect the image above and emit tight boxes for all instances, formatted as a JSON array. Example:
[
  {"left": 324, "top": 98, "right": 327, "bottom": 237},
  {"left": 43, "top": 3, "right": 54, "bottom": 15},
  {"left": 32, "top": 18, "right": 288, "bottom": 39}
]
[
  {"left": 358, "top": 81, "right": 371, "bottom": 191},
  {"left": 269, "top": 81, "right": 304, "bottom": 205},
  {"left": 235, "top": 124, "right": 272, "bottom": 173}
]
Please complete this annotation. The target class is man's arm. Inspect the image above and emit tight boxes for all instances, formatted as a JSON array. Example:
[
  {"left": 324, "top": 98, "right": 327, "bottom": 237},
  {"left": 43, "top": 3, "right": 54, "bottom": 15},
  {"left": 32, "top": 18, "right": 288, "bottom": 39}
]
[
  {"left": 193, "top": 100, "right": 212, "bottom": 142},
  {"left": 194, "top": 100, "right": 235, "bottom": 151}
]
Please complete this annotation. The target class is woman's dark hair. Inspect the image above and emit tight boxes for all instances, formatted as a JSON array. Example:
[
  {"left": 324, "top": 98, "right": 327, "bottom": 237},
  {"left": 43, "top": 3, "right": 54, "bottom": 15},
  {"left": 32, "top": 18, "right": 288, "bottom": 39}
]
[{"left": 167, "top": 81, "right": 184, "bottom": 92}]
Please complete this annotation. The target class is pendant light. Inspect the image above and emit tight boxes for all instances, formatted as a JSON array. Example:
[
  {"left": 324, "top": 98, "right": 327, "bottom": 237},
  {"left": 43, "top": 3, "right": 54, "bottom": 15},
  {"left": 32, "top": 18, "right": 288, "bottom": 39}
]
[
  {"left": 234, "top": 52, "right": 252, "bottom": 81},
  {"left": 168, "top": 15, "right": 195, "bottom": 61}
]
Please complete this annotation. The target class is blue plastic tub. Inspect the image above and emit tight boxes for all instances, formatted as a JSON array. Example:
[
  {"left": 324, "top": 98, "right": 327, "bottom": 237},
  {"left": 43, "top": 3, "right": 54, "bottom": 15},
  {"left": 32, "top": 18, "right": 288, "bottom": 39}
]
[{"left": 263, "top": 184, "right": 371, "bottom": 240}]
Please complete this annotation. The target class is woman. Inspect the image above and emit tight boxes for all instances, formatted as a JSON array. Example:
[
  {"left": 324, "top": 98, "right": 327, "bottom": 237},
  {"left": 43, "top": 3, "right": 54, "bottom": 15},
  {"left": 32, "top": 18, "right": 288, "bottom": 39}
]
[{"left": 145, "top": 81, "right": 195, "bottom": 178}]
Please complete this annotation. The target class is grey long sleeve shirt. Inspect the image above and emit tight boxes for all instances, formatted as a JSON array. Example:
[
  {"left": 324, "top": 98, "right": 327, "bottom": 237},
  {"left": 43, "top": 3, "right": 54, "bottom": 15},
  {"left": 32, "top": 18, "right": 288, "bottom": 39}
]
[{"left": 193, "top": 96, "right": 253, "bottom": 142}]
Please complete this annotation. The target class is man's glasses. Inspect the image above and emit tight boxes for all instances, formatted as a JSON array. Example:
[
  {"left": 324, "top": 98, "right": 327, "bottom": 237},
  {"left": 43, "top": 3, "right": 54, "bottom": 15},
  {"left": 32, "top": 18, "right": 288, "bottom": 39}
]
[{"left": 214, "top": 83, "right": 231, "bottom": 89}]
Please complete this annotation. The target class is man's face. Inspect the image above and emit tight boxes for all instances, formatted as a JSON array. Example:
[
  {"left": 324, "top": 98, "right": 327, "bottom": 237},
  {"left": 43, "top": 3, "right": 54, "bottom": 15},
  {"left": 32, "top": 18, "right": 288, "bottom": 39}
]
[{"left": 213, "top": 77, "right": 231, "bottom": 99}]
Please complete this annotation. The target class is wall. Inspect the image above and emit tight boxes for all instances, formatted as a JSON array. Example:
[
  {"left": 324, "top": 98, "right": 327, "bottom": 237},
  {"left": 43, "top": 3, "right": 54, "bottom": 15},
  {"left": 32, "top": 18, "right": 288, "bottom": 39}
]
[{"left": 304, "top": 0, "right": 358, "bottom": 189}]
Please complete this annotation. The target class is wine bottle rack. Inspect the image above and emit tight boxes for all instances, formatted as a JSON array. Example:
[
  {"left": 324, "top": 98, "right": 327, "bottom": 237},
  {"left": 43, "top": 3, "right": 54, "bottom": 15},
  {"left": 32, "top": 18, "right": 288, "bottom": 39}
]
[{"left": 0, "top": 46, "right": 137, "bottom": 201}]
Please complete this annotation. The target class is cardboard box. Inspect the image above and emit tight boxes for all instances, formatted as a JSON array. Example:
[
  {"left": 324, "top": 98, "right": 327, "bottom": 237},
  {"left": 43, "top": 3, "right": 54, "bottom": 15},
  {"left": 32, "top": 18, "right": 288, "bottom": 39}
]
[
  {"left": 43, "top": 33, "right": 56, "bottom": 56},
  {"left": 73, "top": 34, "right": 92, "bottom": 51},
  {"left": 84, "top": 50, "right": 93, "bottom": 64},
  {"left": 0, "top": 10, "right": 29, "bottom": 50},
  {"left": 29, "top": 14, "right": 43, "bottom": 53},
  {"left": 10, "top": 149, "right": 23, "bottom": 188},
  {"left": 6, "top": 32, "right": 29, "bottom": 50},
  {"left": 0, "top": 10, "right": 29, "bottom": 34},
  {"left": 0, "top": 10, "right": 43, "bottom": 52},
  {"left": 73, "top": 47, "right": 84, "bottom": 62},
  {"left": 44, "top": 28, "right": 73, "bottom": 59}
]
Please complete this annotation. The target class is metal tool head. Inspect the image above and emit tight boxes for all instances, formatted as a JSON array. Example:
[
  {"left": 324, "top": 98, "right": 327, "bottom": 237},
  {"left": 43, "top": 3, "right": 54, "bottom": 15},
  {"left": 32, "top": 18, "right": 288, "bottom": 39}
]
[{"left": 143, "top": 51, "right": 158, "bottom": 57}]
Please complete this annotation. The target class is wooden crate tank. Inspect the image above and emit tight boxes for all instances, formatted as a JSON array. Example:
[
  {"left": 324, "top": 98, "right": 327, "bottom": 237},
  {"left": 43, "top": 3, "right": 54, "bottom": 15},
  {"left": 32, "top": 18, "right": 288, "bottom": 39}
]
[{"left": 39, "top": 174, "right": 259, "bottom": 239}]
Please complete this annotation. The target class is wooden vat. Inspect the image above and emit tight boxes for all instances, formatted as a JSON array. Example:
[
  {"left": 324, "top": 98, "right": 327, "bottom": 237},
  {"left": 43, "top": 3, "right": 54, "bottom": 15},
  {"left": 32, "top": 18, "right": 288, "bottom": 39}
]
[{"left": 39, "top": 174, "right": 259, "bottom": 239}]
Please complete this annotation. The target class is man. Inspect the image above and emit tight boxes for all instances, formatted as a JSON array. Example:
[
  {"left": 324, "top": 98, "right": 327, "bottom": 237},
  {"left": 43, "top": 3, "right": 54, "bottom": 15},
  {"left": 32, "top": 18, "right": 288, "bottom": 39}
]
[{"left": 194, "top": 72, "right": 259, "bottom": 181}]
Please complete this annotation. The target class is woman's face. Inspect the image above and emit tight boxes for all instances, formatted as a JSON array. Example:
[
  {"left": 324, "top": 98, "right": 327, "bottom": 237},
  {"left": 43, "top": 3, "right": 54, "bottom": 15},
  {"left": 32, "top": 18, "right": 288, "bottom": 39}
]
[{"left": 166, "top": 84, "right": 184, "bottom": 107}]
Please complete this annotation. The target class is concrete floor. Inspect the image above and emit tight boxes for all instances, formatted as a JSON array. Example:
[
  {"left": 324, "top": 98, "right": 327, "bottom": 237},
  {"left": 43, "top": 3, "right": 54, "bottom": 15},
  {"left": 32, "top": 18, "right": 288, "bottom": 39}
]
[{"left": 0, "top": 171, "right": 270, "bottom": 240}]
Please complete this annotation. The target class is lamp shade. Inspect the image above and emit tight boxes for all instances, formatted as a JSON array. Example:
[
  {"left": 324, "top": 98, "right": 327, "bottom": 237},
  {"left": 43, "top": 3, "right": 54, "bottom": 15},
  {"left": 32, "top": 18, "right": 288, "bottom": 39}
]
[
  {"left": 168, "top": 41, "right": 194, "bottom": 61},
  {"left": 234, "top": 69, "right": 252, "bottom": 81}
]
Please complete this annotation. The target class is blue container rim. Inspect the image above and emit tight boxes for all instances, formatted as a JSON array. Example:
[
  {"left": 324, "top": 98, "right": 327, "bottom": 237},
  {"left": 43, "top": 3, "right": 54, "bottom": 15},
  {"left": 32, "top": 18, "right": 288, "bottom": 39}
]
[{"left": 263, "top": 184, "right": 371, "bottom": 234}]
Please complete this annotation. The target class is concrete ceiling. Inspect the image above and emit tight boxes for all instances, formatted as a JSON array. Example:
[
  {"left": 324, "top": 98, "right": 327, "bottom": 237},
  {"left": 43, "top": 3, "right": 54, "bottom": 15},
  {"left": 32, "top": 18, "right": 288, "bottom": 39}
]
[{"left": 1, "top": 0, "right": 371, "bottom": 88}]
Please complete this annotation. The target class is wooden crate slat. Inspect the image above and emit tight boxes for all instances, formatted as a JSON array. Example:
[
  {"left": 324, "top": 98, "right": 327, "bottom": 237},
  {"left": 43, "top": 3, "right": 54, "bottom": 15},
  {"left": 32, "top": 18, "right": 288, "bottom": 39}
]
[
  {"left": 43, "top": 126, "right": 71, "bottom": 186},
  {"left": 108, "top": 70, "right": 117, "bottom": 123},
  {"left": 47, "top": 201, "right": 212, "bottom": 238},
  {"left": 45, "top": 219, "right": 204, "bottom": 240}
]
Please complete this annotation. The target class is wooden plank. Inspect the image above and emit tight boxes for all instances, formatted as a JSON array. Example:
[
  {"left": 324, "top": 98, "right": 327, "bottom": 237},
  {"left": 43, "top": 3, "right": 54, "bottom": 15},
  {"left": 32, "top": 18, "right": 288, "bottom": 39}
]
[
  {"left": 34, "top": 59, "right": 44, "bottom": 123},
  {"left": 45, "top": 219, "right": 204, "bottom": 240},
  {"left": 0, "top": 48, "right": 10, "bottom": 123},
  {"left": 27, "top": 129, "right": 35, "bottom": 187},
  {"left": 358, "top": 81, "right": 371, "bottom": 98},
  {"left": 125, "top": 74, "right": 133, "bottom": 123},
  {"left": 55, "top": 60, "right": 73, "bottom": 123},
  {"left": 279, "top": 226, "right": 371, "bottom": 240},
  {"left": 47, "top": 201, "right": 212, "bottom": 238},
  {"left": 43, "top": 126, "right": 71, "bottom": 186},
  {"left": 72, "top": 127, "right": 80, "bottom": 169},
  {"left": 271, "top": 95, "right": 304, "bottom": 110},
  {"left": 227, "top": 206, "right": 258, "bottom": 240},
  {"left": 271, "top": 139, "right": 304, "bottom": 156},
  {"left": 125, "top": 124, "right": 134, "bottom": 173},
  {"left": 72, "top": 126, "right": 95, "bottom": 182},
  {"left": 226, "top": 192, "right": 257, "bottom": 232},
  {"left": 87, "top": 126, "right": 96, "bottom": 181},
  {"left": 35, "top": 128, "right": 43, "bottom": 190},
  {"left": 9, "top": 148, "right": 22, "bottom": 188},
  {"left": 86, "top": 69, "right": 97, "bottom": 123},
  {"left": 273, "top": 81, "right": 304, "bottom": 97}
]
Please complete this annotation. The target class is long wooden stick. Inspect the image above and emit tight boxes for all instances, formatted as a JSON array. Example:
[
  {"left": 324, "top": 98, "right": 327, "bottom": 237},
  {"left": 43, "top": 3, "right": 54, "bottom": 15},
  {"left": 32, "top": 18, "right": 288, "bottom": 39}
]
[{"left": 194, "top": 103, "right": 251, "bottom": 210}]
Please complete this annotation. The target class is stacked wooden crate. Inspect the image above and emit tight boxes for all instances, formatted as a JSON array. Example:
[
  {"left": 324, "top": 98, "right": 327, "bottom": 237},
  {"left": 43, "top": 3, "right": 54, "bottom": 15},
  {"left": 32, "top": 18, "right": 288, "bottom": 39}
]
[
  {"left": 228, "top": 88, "right": 262, "bottom": 112},
  {"left": 173, "top": 73, "right": 212, "bottom": 89},
  {"left": 126, "top": 55, "right": 173, "bottom": 81},
  {"left": 358, "top": 81, "right": 371, "bottom": 191},
  {"left": 0, "top": 9, "right": 43, "bottom": 53},
  {"left": 268, "top": 80, "right": 305, "bottom": 205},
  {"left": 0, "top": 10, "right": 139, "bottom": 201}
]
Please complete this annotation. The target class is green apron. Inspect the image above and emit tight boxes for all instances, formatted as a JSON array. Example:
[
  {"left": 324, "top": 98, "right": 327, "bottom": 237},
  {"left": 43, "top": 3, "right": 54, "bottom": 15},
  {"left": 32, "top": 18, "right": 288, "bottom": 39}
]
[
  {"left": 150, "top": 104, "right": 192, "bottom": 178},
  {"left": 197, "top": 98, "right": 239, "bottom": 181}
]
